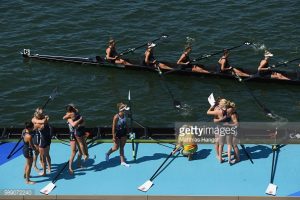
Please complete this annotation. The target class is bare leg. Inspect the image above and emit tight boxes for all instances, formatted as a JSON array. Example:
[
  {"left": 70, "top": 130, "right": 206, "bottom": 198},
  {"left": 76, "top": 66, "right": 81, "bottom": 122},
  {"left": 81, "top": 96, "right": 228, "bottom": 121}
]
[
  {"left": 69, "top": 141, "right": 76, "bottom": 174},
  {"left": 158, "top": 63, "right": 173, "bottom": 70},
  {"left": 227, "top": 144, "right": 232, "bottom": 164},
  {"left": 272, "top": 73, "right": 290, "bottom": 80},
  {"left": 119, "top": 137, "right": 130, "bottom": 167},
  {"left": 233, "top": 68, "right": 250, "bottom": 77},
  {"left": 116, "top": 58, "right": 132, "bottom": 66},
  {"left": 215, "top": 143, "right": 219, "bottom": 159},
  {"left": 33, "top": 145, "right": 39, "bottom": 172},
  {"left": 218, "top": 144, "right": 224, "bottom": 163},
  {"left": 38, "top": 148, "right": 46, "bottom": 176},
  {"left": 25, "top": 158, "right": 35, "bottom": 184},
  {"left": 45, "top": 145, "right": 51, "bottom": 173},
  {"left": 192, "top": 66, "right": 210, "bottom": 73},
  {"left": 107, "top": 138, "right": 120, "bottom": 156},
  {"left": 76, "top": 137, "right": 88, "bottom": 161},
  {"left": 233, "top": 145, "right": 240, "bottom": 162}
]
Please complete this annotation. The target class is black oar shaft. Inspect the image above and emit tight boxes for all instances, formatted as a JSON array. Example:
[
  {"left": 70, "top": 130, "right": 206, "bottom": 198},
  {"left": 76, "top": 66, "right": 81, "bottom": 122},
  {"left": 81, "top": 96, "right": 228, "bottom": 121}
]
[
  {"left": 150, "top": 150, "right": 175, "bottom": 181},
  {"left": 240, "top": 144, "right": 254, "bottom": 164},
  {"left": 194, "top": 42, "right": 247, "bottom": 62},
  {"left": 6, "top": 138, "right": 22, "bottom": 159},
  {"left": 119, "top": 35, "right": 167, "bottom": 56}
]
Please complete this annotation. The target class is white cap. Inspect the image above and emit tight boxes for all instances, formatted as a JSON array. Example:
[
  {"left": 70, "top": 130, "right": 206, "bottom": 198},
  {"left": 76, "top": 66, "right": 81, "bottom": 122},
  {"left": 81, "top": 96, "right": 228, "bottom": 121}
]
[
  {"left": 119, "top": 104, "right": 130, "bottom": 112},
  {"left": 148, "top": 43, "right": 156, "bottom": 48},
  {"left": 264, "top": 50, "right": 273, "bottom": 57}
]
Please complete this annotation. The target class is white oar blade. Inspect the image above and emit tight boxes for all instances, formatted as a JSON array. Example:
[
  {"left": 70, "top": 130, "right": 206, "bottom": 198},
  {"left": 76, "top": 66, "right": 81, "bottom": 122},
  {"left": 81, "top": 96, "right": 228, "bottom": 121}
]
[
  {"left": 265, "top": 183, "right": 277, "bottom": 196},
  {"left": 40, "top": 182, "right": 56, "bottom": 195},
  {"left": 138, "top": 180, "right": 153, "bottom": 192}
]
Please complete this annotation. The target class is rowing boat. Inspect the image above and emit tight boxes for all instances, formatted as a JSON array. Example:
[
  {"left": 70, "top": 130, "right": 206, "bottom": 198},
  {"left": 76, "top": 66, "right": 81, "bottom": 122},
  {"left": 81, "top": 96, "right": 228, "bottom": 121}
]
[{"left": 21, "top": 49, "right": 300, "bottom": 85}]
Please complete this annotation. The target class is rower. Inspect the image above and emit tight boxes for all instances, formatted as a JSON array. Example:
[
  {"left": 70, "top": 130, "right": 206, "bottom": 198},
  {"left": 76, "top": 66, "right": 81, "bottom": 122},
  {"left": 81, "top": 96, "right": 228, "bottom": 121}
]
[
  {"left": 105, "top": 39, "right": 132, "bottom": 65},
  {"left": 143, "top": 42, "right": 172, "bottom": 70},
  {"left": 177, "top": 46, "right": 209, "bottom": 73},
  {"left": 218, "top": 49, "right": 250, "bottom": 77},
  {"left": 258, "top": 50, "right": 290, "bottom": 80}
]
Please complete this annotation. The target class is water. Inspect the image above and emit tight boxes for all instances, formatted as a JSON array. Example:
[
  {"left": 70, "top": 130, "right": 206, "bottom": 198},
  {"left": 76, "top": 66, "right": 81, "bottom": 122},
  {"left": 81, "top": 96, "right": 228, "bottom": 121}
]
[{"left": 1, "top": 0, "right": 300, "bottom": 127}]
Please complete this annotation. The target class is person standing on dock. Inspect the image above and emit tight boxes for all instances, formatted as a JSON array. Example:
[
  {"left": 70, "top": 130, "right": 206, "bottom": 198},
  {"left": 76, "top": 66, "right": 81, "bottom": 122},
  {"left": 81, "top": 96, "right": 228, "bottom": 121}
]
[
  {"left": 224, "top": 101, "right": 240, "bottom": 164},
  {"left": 105, "top": 103, "right": 130, "bottom": 167},
  {"left": 31, "top": 108, "right": 51, "bottom": 176},
  {"left": 177, "top": 45, "right": 209, "bottom": 73},
  {"left": 257, "top": 50, "right": 290, "bottom": 80},
  {"left": 105, "top": 39, "right": 132, "bottom": 65},
  {"left": 63, "top": 104, "right": 89, "bottom": 174},
  {"left": 207, "top": 98, "right": 229, "bottom": 163},
  {"left": 218, "top": 50, "right": 250, "bottom": 77},
  {"left": 22, "top": 121, "right": 38, "bottom": 184}
]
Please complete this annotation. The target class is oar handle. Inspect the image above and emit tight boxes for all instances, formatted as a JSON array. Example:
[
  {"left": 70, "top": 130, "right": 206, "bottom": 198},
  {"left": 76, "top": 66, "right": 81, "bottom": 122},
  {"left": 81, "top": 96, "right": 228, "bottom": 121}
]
[{"left": 118, "top": 35, "right": 169, "bottom": 56}]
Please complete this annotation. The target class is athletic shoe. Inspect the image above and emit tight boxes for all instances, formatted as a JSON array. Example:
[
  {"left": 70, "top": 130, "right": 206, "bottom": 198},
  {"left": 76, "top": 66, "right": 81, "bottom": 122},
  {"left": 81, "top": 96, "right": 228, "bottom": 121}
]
[{"left": 121, "top": 162, "right": 130, "bottom": 167}]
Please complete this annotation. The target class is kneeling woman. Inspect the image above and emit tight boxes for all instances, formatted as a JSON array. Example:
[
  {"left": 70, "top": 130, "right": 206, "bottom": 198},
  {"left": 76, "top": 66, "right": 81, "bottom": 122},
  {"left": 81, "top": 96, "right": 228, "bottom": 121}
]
[
  {"left": 22, "top": 122, "right": 37, "bottom": 184},
  {"left": 105, "top": 103, "right": 130, "bottom": 167},
  {"left": 173, "top": 125, "right": 198, "bottom": 161}
]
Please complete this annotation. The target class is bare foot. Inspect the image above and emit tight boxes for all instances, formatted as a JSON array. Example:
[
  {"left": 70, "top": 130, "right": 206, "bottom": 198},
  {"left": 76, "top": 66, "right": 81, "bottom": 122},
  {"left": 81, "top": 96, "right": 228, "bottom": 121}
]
[
  {"left": 69, "top": 168, "right": 74, "bottom": 175},
  {"left": 83, "top": 154, "right": 89, "bottom": 161},
  {"left": 47, "top": 168, "right": 51, "bottom": 173},
  {"left": 219, "top": 157, "right": 225, "bottom": 163},
  {"left": 33, "top": 166, "right": 39, "bottom": 172},
  {"left": 26, "top": 180, "right": 36, "bottom": 185},
  {"left": 39, "top": 171, "right": 46, "bottom": 176}
]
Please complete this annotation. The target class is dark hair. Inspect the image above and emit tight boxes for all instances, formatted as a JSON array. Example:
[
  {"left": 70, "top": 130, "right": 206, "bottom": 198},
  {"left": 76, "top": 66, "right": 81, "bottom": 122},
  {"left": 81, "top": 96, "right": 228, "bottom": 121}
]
[
  {"left": 66, "top": 105, "right": 77, "bottom": 113},
  {"left": 25, "top": 121, "right": 34, "bottom": 129}
]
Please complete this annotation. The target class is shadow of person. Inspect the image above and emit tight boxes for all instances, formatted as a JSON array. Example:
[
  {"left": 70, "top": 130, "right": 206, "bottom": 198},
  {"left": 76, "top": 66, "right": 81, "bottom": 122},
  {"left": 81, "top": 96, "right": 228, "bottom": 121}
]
[
  {"left": 239, "top": 144, "right": 272, "bottom": 162},
  {"left": 192, "top": 149, "right": 212, "bottom": 160}
]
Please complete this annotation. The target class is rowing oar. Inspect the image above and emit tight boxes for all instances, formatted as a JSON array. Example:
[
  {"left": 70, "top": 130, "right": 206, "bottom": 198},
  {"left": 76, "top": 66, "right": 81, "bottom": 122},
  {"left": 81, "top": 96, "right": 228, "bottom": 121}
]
[
  {"left": 191, "top": 41, "right": 252, "bottom": 62},
  {"left": 271, "top": 57, "right": 300, "bottom": 69},
  {"left": 40, "top": 136, "right": 96, "bottom": 195},
  {"left": 240, "top": 144, "right": 254, "bottom": 164},
  {"left": 265, "top": 144, "right": 283, "bottom": 195},
  {"left": 231, "top": 69, "right": 276, "bottom": 119},
  {"left": 138, "top": 147, "right": 177, "bottom": 192},
  {"left": 6, "top": 87, "right": 59, "bottom": 159},
  {"left": 128, "top": 90, "right": 136, "bottom": 161},
  {"left": 118, "top": 34, "right": 169, "bottom": 56},
  {"left": 244, "top": 57, "right": 300, "bottom": 82},
  {"left": 156, "top": 66, "right": 182, "bottom": 109}
]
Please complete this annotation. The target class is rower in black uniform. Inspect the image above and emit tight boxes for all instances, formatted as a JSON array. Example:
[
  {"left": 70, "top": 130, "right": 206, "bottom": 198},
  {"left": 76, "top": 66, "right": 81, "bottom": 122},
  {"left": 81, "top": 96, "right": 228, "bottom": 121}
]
[
  {"left": 22, "top": 121, "right": 37, "bottom": 184},
  {"left": 218, "top": 49, "right": 250, "bottom": 77},
  {"left": 258, "top": 50, "right": 290, "bottom": 80},
  {"left": 177, "top": 45, "right": 209, "bottom": 73},
  {"left": 143, "top": 42, "right": 172, "bottom": 70},
  {"left": 105, "top": 39, "right": 132, "bottom": 65}
]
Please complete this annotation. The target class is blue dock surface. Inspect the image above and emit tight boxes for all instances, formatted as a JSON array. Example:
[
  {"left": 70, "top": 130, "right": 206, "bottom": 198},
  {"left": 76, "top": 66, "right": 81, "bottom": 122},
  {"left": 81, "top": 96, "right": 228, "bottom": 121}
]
[{"left": 0, "top": 142, "right": 299, "bottom": 196}]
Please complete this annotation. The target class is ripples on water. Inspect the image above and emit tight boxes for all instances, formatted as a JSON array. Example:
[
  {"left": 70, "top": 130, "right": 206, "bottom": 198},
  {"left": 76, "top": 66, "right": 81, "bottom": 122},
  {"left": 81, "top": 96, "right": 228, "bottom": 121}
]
[{"left": 0, "top": 0, "right": 300, "bottom": 127}]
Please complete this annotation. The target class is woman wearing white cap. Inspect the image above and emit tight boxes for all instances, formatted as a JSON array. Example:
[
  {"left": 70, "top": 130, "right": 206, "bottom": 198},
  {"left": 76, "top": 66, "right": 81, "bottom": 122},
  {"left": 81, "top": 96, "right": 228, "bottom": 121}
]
[
  {"left": 143, "top": 42, "right": 172, "bottom": 70},
  {"left": 258, "top": 50, "right": 290, "bottom": 80},
  {"left": 105, "top": 103, "right": 130, "bottom": 167}
]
